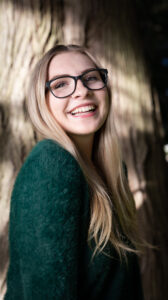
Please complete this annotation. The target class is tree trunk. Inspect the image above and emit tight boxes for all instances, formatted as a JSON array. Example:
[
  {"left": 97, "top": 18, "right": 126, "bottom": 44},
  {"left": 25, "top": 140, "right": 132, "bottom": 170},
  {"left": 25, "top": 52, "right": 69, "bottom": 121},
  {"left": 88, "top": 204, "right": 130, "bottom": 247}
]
[
  {"left": 0, "top": 0, "right": 63, "bottom": 296},
  {"left": 0, "top": 0, "right": 168, "bottom": 299}
]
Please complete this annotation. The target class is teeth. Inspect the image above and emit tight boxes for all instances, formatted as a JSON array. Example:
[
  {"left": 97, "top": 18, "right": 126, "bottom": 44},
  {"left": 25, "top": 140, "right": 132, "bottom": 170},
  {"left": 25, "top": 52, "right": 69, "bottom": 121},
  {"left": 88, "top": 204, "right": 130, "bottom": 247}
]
[{"left": 71, "top": 105, "right": 96, "bottom": 115}]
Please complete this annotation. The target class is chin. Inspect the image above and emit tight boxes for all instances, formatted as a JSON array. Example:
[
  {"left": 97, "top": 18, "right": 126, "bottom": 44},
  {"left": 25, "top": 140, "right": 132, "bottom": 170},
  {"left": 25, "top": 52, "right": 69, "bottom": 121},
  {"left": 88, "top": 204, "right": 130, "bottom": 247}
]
[{"left": 78, "top": 124, "right": 101, "bottom": 133}]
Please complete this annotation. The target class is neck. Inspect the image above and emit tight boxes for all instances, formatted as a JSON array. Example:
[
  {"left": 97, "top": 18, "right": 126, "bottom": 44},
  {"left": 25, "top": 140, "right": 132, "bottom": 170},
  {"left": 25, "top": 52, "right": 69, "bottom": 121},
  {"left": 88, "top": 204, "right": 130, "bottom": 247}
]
[{"left": 69, "top": 134, "right": 94, "bottom": 163}]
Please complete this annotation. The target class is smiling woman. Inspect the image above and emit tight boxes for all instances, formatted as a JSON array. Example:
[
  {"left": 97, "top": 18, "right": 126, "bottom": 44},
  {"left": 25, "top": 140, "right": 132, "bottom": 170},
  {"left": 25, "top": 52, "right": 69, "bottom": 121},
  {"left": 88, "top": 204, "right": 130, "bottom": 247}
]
[
  {"left": 46, "top": 52, "right": 109, "bottom": 155},
  {"left": 5, "top": 45, "right": 144, "bottom": 300}
]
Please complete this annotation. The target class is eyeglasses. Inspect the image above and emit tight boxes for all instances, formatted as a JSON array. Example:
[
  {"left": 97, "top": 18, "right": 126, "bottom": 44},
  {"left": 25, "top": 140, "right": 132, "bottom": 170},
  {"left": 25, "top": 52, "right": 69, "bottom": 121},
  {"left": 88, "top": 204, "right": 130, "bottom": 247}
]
[{"left": 45, "top": 68, "right": 108, "bottom": 99}]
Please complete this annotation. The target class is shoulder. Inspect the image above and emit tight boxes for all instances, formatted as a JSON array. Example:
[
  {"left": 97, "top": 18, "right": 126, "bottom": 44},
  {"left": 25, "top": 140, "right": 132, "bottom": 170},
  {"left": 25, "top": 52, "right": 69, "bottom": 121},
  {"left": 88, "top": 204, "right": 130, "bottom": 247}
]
[
  {"left": 28, "top": 138, "right": 74, "bottom": 159},
  {"left": 12, "top": 139, "right": 87, "bottom": 201},
  {"left": 10, "top": 139, "right": 89, "bottom": 222},
  {"left": 25, "top": 138, "right": 80, "bottom": 168},
  {"left": 18, "top": 139, "right": 83, "bottom": 179}
]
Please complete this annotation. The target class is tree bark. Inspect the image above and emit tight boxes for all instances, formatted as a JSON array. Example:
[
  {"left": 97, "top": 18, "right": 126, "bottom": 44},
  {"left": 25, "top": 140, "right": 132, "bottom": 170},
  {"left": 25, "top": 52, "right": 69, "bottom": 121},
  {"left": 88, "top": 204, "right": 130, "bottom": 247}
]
[
  {"left": 0, "top": 0, "right": 168, "bottom": 299},
  {"left": 0, "top": 0, "right": 63, "bottom": 296}
]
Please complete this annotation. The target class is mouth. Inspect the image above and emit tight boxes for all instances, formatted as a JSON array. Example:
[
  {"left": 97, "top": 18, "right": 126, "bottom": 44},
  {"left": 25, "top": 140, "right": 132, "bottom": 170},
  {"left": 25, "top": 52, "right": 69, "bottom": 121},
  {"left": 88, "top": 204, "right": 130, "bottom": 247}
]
[{"left": 70, "top": 104, "right": 97, "bottom": 116}]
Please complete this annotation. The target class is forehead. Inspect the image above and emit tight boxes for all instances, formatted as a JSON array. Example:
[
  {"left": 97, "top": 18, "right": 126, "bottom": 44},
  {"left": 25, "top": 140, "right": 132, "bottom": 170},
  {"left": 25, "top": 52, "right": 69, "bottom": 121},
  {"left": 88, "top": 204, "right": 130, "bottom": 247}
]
[{"left": 48, "top": 51, "right": 96, "bottom": 78}]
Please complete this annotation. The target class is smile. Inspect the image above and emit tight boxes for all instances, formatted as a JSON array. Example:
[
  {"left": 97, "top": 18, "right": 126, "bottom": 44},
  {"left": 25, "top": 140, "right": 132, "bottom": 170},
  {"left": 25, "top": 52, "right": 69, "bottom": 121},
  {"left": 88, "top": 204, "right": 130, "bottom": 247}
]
[{"left": 71, "top": 105, "right": 96, "bottom": 116}]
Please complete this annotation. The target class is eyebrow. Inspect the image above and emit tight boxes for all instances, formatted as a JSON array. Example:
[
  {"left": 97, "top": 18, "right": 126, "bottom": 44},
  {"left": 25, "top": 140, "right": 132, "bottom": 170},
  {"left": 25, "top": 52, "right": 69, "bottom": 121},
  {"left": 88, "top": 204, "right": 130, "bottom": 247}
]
[{"left": 48, "top": 67, "right": 97, "bottom": 82}]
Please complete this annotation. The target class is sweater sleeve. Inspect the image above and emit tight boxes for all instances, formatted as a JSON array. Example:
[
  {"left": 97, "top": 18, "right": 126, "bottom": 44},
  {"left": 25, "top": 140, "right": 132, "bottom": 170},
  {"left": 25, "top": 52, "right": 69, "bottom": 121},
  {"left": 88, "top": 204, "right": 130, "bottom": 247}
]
[{"left": 5, "top": 140, "right": 89, "bottom": 300}]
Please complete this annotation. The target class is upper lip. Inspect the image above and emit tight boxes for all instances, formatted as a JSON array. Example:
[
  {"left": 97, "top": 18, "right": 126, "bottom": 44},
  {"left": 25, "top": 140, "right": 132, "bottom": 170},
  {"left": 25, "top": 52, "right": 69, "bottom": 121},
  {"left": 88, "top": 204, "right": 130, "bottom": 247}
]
[{"left": 68, "top": 102, "right": 97, "bottom": 113}]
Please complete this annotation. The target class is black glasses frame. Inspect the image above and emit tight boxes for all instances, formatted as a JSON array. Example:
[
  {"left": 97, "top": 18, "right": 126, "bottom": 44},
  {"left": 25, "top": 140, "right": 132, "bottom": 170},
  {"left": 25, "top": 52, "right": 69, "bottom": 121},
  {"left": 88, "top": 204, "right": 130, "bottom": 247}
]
[{"left": 45, "top": 68, "right": 108, "bottom": 99}]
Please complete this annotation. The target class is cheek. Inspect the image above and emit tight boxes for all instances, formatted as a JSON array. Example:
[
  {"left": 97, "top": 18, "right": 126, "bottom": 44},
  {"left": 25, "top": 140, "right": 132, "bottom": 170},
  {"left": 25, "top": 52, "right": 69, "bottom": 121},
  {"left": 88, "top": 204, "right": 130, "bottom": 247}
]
[{"left": 47, "top": 96, "right": 64, "bottom": 119}]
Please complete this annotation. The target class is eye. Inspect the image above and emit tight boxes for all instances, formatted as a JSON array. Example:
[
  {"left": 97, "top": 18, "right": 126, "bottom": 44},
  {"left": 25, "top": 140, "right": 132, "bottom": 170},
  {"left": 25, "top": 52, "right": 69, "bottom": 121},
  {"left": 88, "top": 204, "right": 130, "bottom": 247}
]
[
  {"left": 85, "top": 75, "right": 99, "bottom": 82},
  {"left": 83, "top": 70, "right": 102, "bottom": 83},
  {"left": 50, "top": 78, "right": 72, "bottom": 90},
  {"left": 52, "top": 81, "right": 67, "bottom": 90}
]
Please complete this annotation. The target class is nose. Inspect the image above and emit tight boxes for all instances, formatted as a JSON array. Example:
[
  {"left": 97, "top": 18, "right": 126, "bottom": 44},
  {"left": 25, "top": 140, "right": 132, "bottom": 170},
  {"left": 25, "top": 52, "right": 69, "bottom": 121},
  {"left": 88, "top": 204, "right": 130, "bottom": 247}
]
[{"left": 71, "top": 79, "right": 90, "bottom": 99}]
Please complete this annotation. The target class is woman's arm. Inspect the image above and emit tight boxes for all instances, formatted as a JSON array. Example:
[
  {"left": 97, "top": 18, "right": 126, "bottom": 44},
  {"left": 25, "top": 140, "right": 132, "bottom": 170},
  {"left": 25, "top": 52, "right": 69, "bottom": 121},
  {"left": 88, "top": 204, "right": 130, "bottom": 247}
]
[{"left": 5, "top": 139, "right": 89, "bottom": 300}]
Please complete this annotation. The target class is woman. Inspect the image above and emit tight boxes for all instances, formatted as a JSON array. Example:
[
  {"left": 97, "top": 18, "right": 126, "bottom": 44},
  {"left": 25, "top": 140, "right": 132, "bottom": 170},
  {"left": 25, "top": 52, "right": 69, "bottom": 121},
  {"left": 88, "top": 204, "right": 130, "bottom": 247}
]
[{"left": 5, "top": 45, "right": 144, "bottom": 299}]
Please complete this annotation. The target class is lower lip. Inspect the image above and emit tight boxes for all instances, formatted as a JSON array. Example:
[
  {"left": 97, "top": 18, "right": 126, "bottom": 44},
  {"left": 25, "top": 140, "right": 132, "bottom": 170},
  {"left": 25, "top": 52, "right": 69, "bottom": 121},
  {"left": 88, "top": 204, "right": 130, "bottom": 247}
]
[{"left": 70, "top": 109, "right": 97, "bottom": 118}]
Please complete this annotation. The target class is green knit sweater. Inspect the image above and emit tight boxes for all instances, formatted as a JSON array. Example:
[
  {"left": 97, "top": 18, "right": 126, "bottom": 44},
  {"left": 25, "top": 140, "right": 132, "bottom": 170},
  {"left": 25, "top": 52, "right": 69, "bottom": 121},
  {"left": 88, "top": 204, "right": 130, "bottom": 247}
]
[{"left": 5, "top": 139, "right": 144, "bottom": 300}]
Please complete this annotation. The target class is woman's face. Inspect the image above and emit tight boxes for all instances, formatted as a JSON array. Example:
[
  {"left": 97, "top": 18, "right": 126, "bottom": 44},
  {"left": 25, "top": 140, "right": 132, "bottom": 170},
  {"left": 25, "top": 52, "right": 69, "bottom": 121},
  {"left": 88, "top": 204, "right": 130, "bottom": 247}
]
[{"left": 46, "top": 51, "right": 109, "bottom": 139}]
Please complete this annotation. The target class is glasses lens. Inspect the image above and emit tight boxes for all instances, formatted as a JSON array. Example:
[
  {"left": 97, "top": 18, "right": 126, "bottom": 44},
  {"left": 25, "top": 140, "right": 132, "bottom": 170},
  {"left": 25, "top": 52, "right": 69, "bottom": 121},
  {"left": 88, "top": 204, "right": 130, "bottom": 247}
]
[
  {"left": 50, "top": 77, "right": 75, "bottom": 98},
  {"left": 82, "top": 69, "right": 107, "bottom": 90}
]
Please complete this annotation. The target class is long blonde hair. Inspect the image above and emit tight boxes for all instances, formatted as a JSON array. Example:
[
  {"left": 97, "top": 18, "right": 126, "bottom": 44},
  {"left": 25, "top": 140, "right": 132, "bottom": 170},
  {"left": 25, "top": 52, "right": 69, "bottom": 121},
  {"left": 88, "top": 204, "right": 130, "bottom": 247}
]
[{"left": 27, "top": 45, "right": 142, "bottom": 260}]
